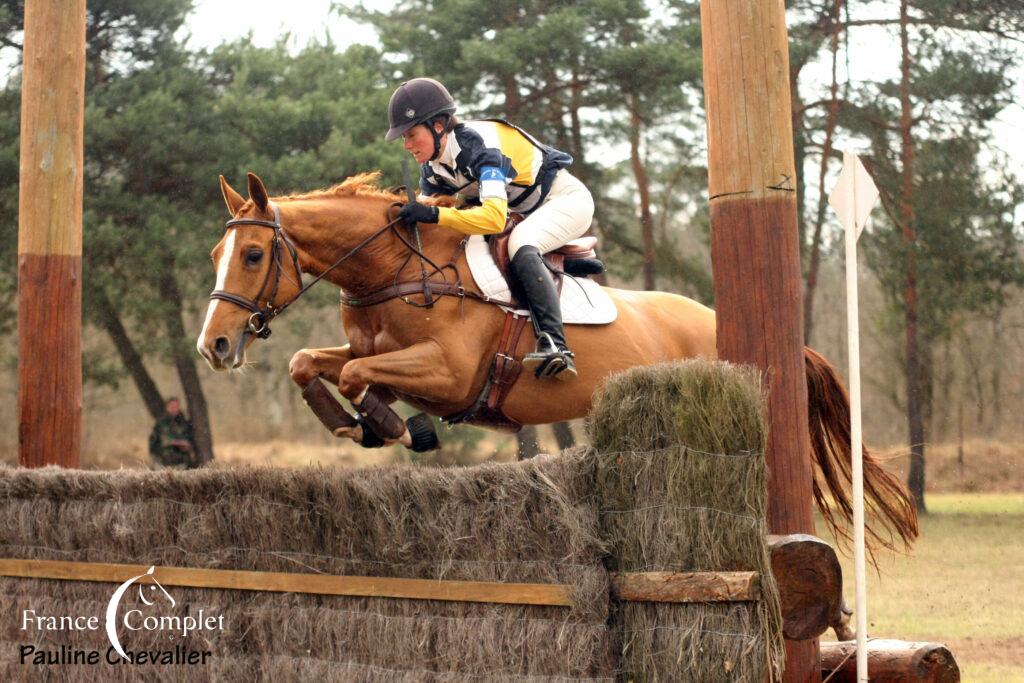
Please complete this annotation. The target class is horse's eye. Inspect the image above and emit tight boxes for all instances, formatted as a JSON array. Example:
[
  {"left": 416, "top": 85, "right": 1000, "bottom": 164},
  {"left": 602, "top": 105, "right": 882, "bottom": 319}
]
[{"left": 245, "top": 249, "right": 263, "bottom": 266}]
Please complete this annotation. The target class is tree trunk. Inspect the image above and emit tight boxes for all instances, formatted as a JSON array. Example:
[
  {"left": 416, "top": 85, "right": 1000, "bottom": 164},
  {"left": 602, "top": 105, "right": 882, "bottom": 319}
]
[
  {"left": 569, "top": 68, "right": 586, "bottom": 177},
  {"left": 502, "top": 74, "right": 520, "bottom": 119},
  {"left": 930, "top": 339, "right": 954, "bottom": 441},
  {"left": 516, "top": 424, "right": 539, "bottom": 460},
  {"left": 569, "top": 69, "right": 607, "bottom": 286},
  {"left": 990, "top": 309, "right": 1003, "bottom": 431},
  {"left": 544, "top": 67, "right": 570, "bottom": 153},
  {"left": 552, "top": 421, "right": 575, "bottom": 450},
  {"left": 162, "top": 274, "right": 215, "bottom": 464},
  {"left": 90, "top": 288, "right": 165, "bottom": 419},
  {"left": 803, "top": 0, "right": 842, "bottom": 345},
  {"left": 899, "top": 0, "right": 926, "bottom": 514},
  {"left": 628, "top": 92, "right": 656, "bottom": 291}
]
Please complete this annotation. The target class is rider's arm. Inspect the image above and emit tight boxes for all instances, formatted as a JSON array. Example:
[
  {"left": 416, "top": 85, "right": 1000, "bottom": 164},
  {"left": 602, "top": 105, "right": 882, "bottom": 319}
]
[{"left": 435, "top": 164, "right": 509, "bottom": 235}]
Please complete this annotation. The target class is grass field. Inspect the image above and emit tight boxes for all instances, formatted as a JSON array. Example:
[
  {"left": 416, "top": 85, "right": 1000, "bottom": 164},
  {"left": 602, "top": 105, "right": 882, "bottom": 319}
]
[{"left": 826, "top": 493, "right": 1024, "bottom": 682}]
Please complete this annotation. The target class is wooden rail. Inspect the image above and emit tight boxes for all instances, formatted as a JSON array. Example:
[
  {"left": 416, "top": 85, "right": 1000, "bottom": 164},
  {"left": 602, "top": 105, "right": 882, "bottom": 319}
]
[{"left": 0, "top": 558, "right": 759, "bottom": 608}]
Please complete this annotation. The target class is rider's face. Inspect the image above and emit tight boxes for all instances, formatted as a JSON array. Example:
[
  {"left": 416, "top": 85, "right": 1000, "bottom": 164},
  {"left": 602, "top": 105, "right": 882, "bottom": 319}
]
[{"left": 402, "top": 122, "right": 444, "bottom": 163}]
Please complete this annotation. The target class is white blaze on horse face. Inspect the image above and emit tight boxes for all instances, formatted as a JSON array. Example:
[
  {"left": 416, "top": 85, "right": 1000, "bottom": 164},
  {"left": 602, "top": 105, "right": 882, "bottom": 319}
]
[{"left": 197, "top": 229, "right": 238, "bottom": 355}]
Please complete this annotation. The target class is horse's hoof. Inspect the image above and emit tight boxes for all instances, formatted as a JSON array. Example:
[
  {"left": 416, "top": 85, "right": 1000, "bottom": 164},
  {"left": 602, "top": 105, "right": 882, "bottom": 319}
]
[{"left": 406, "top": 413, "right": 440, "bottom": 452}]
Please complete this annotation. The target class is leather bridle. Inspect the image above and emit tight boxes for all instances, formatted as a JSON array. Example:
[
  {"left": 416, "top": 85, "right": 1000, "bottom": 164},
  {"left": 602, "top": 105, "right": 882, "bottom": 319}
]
[
  {"left": 208, "top": 200, "right": 515, "bottom": 341},
  {"left": 209, "top": 202, "right": 403, "bottom": 339}
]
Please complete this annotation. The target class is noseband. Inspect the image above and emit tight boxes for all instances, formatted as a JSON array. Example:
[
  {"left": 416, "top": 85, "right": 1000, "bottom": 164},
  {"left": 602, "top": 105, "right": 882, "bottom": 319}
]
[{"left": 209, "top": 202, "right": 402, "bottom": 339}]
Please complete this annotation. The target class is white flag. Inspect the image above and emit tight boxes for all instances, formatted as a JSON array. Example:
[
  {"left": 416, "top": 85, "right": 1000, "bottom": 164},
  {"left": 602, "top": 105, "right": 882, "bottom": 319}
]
[{"left": 828, "top": 151, "right": 879, "bottom": 240}]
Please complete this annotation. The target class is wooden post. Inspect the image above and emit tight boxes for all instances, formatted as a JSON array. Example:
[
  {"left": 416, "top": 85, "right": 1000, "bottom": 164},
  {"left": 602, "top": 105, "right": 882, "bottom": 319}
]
[
  {"left": 699, "top": 1, "right": 819, "bottom": 680},
  {"left": 17, "top": 0, "right": 87, "bottom": 468}
]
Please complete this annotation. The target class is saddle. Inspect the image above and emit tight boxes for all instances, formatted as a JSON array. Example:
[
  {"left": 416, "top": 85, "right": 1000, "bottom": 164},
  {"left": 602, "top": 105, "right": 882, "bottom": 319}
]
[{"left": 488, "top": 213, "right": 605, "bottom": 293}]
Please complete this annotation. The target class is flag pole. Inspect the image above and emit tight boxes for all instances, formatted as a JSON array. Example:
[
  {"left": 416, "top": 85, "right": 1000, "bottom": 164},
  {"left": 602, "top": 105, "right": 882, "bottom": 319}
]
[{"left": 830, "top": 150, "right": 877, "bottom": 682}]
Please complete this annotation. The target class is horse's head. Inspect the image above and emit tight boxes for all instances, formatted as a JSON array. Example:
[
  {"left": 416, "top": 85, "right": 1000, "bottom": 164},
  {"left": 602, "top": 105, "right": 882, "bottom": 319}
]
[{"left": 196, "top": 173, "right": 303, "bottom": 371}]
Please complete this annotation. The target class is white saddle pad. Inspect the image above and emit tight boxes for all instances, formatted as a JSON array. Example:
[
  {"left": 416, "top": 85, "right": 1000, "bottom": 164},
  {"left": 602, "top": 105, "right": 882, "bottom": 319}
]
[{"left": 465, "top": 235, "right": 618, "bottom": 325}]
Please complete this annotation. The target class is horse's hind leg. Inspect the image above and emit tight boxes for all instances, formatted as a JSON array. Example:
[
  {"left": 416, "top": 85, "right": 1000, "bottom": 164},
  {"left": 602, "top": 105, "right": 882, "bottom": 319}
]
[{"left": 337, "top": 341, "right": 464, "bottom": 452}]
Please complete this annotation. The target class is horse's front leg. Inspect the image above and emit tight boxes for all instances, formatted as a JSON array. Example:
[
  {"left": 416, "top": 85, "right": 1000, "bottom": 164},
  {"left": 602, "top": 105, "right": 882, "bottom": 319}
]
[
  {"left": 289, "top": 344, "right": 355, "bottom": 386},
  {"left": 337, "top": 339, "right": 468, "bottom": 451},
  {"left": 289, "top": 345, "right": 366, "bottom": 441}
]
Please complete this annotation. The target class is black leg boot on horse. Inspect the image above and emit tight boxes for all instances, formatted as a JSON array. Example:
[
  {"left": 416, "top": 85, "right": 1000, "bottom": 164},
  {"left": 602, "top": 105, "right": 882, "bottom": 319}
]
[{"left": 510, "top": 246, "right": 577, "bottom": 381}]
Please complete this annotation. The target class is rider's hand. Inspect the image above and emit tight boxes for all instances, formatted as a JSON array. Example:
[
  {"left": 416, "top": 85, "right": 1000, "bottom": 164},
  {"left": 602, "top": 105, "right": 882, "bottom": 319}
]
[{"left": 399, "top": 201, "right": 439, "bottom": 225}]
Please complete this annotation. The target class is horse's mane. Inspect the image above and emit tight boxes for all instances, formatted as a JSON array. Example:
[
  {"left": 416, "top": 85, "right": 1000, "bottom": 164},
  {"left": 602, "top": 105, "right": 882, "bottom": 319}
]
[
  {"left": 277, "top": 171, "right": 460, "bottom": 207},
  {"left": 280, "top": 172, "right": 402, "bottom": 201}
]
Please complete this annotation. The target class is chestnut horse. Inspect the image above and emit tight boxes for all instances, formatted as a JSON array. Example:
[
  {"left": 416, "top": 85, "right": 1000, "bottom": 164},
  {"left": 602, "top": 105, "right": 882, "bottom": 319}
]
[{"left": 197, "top": 172, "right": 917, "bottom": 551}]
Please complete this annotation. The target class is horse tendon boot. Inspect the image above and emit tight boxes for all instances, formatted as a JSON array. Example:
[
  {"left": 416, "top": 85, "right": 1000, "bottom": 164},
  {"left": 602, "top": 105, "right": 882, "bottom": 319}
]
[
  {"left": 301, "top": 378, "right": 358, "bottom": 434},
  {"left": 354, "top": 389, "right": 440, "bottom": 452}
]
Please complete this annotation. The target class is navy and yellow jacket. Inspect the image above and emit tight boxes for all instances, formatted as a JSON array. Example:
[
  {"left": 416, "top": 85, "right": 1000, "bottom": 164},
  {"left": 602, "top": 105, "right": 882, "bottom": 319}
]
[{"left": 419, "top": 119, "right": 572, "bottom": 235}]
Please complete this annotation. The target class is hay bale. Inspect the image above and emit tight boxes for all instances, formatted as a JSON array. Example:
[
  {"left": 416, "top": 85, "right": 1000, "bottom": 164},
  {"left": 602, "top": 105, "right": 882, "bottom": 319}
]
[
  {"left": 0, "top": 359, "right": 786, "bottom": 681},
  {"left": 0, "top": 450, "right": 614, "bottom": 681},
  {"left": 589, "top": 359, "right": 786, "bottom": 682}
]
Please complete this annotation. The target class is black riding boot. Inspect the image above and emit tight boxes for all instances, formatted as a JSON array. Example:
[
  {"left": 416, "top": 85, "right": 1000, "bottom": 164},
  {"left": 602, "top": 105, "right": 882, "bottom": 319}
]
[{"left": 510, "top": 246, "right": 577, "bottom": 381}]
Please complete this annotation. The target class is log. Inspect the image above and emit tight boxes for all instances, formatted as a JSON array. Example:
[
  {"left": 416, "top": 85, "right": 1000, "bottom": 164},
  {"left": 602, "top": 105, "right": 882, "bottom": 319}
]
[
  {"left": 611, "top": 571, "right": 759, "bottom": 603},
  {"left": 769, "top": 533, "right": 843, "bottom": 641},
  {"left": 820, "top": 640, "right": 960, "bottom": 682}
]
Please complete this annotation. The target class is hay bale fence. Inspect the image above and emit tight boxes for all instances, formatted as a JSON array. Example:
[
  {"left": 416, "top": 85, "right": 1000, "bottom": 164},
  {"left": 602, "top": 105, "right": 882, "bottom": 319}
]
[{"left": 0, "top": 361, "right": 835, "bottom": 681}]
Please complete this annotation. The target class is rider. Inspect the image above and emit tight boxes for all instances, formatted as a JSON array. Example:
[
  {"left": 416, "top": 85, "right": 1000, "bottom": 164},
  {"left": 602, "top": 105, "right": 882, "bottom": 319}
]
[{"left": 385, "top": 77, "right": 593, "bottom": 381}]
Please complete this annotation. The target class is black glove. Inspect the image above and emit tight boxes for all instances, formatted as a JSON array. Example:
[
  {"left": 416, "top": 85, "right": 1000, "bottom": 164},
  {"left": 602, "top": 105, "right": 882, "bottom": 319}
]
[{"left": 399, "top": 201, "right": 439, "bottom": 225}]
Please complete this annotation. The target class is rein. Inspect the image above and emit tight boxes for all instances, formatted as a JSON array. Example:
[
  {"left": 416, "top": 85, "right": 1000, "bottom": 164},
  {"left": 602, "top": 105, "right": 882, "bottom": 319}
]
[{"left": 209, "top": 201, "right": 514, "bottom": 339}]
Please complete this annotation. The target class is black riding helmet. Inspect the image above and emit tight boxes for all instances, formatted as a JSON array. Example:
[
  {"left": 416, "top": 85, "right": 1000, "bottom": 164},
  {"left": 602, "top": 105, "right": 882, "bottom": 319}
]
[{"left": 385, "top": 78, "right": 456, "bottom": 160}]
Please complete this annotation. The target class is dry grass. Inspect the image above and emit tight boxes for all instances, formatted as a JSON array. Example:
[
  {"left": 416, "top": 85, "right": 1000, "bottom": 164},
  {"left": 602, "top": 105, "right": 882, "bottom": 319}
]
[
  {"left": 0, "top": 430, "right": 523, "bottom": 471},
  {"left": 823, "top": 493, "right": 1024, "bottom": 683},
  {"left": 879, "top": 439, "right": 1024, "bottom": 493}
]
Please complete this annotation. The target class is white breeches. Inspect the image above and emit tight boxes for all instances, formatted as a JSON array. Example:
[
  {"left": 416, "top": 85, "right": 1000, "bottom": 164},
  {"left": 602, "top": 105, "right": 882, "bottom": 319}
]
[{"left": 508, "top": 170, "right": 595, "bottom": 258}]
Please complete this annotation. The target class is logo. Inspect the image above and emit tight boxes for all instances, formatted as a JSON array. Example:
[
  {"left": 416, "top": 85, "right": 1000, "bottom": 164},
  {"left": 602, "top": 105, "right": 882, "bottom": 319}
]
[
  {"left": 105, "top": 566, "right": 174, "bottom": 661},
  {"left": 19, "top": 565, "right": 225, "bottom": 667},
  {"left": 405, "top": 108, "right": 416, "bottom": 118},
  {"left": 479, "top": 167, "right": 505, "bottom": 182}
]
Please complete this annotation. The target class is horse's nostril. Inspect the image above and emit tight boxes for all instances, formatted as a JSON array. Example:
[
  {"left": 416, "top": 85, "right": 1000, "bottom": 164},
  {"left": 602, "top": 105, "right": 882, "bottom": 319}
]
[{"left": 213, "top": 336, "right": 230, "bottom": 359}]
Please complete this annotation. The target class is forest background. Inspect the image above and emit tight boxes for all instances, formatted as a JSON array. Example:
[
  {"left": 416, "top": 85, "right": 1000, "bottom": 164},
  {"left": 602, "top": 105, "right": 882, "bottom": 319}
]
[{"left": 0, "top": 0, "right": 1022, "bottom": 516}]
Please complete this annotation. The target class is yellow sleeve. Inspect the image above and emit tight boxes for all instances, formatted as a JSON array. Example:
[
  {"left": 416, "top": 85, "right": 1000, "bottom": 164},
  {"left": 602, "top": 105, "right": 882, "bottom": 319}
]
[{"left": 436, "top": 197, "right": 507, "bottom": 235}]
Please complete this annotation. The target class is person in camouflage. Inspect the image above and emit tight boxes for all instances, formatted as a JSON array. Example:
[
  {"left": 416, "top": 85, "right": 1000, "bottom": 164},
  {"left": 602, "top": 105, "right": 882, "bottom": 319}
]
[{"left": 148, "top": 397, "right": 198, "bottom": 469}]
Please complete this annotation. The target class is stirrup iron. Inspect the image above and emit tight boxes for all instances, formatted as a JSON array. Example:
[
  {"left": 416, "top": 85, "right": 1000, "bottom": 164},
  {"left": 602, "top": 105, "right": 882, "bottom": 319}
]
[{"left": 522, "top": 333, "right": 577, "bottom": 381}]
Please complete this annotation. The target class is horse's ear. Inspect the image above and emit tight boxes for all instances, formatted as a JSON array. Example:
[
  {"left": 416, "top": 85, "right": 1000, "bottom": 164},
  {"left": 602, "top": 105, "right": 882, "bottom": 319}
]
[
  {"left": 247, "top": 172, "right": 270, "bottom": 212},
  {"left": 219, "top": 175, "right": 245, "bottom": 216}
]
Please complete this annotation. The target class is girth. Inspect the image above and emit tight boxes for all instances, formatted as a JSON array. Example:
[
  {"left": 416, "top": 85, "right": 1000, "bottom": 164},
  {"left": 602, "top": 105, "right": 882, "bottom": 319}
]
[{"left": 441, "top": 311, "right": 530, "bottom": 432}]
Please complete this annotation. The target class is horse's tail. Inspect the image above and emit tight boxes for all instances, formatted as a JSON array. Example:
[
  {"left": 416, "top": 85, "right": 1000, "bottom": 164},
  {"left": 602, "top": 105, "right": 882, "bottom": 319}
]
[{"left": 803, "top": 346, "right": 919, "bottom": 553}]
